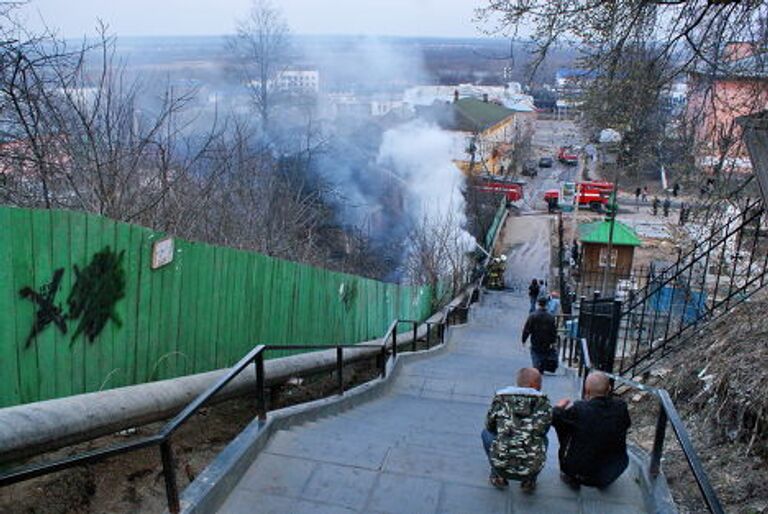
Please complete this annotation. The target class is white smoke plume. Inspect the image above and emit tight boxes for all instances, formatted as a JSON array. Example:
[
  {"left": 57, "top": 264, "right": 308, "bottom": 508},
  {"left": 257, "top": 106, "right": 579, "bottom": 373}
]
[{"left": 377, "top": 120, "right": 477, "bottom": 280}]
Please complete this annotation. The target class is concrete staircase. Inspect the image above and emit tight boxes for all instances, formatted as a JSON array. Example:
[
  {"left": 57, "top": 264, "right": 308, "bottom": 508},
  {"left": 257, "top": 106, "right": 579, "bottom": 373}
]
[{"left": 213, "top": 291, "right": 655, "bottom": 514}]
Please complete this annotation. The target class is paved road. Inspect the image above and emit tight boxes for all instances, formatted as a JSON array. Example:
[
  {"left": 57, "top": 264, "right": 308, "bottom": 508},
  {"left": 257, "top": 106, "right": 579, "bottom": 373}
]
[
  {"left": 217, "top": 220, "right": 648, "bottom": 514},
  {"left": 522, "top": 119, "right": 582, "bottom": 212}
]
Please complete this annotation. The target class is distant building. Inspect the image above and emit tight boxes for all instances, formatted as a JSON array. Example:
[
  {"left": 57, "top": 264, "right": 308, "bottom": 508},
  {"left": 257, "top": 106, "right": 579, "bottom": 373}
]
[
  {"left": 324, "top": 93, "right": 410, "bottom": 120},
  {"left": 687, "top": 42, "right": 768, "bottom": 174},
  {"left": 555, "top": 68, "right": 595, "bottom": 92},
  {"left": 249, "top": 67, "right": 320, "bottom": 96},
  {"left": 404, "top": 83, "right": 536, "bottom": 113},
  {"left": 418, "top": 95, "right": 535, "bottom": 175},
  {"left": 277, "top": 68, "right": 320, "bottom": 94},
  {"left": 554, "top": 68, "right": 595, "bottom": 119}
]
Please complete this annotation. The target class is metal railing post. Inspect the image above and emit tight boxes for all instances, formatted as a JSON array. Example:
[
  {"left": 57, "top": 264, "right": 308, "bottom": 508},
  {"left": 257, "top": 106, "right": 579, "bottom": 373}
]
[
  {"left": 336, "top": 346, "right": 344, "bottom": 396},
  {"left": 650, "top": 401, "right": 668, "bottom": 478},
  {"left": 380, "top": 345, "right": 387, "bottom": 378},
  {"left": 392, "top": 327, "right": 398, "bottom": 359},
  {"left": 412, "top": 321, "right": 417, "bottom": 352},
  {"left": 426, "top": 323, "right": 432, "bottom": 348},
  {"left": 255, "top": 351, "right": 266, "bottom": 421},
  {"left": 160, "top": 441, "right": 180, "bottom": 514}
]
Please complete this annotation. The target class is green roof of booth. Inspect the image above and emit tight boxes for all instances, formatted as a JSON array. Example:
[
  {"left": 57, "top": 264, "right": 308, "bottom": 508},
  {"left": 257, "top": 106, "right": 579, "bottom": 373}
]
[{"left": 579, "top": 220, "right": 642, "bottom": 246}]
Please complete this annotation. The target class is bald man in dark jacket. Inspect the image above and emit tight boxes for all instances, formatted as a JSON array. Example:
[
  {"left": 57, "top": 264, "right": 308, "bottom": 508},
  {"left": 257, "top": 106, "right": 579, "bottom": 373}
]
[{"left": 552, "top": 372, "right": 631, "bottom": 488}]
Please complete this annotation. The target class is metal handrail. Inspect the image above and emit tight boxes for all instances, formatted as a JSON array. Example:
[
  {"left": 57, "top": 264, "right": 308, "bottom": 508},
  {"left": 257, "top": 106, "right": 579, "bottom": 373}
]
[
  {"left": 574, "top": 337, "right": 725, "bottom": 514},
  {"left": 0, "top": 343, "right": 269, "bottom": 512},
  {"left": 0, "top": 312, "right": 456, "bottom": 514}
]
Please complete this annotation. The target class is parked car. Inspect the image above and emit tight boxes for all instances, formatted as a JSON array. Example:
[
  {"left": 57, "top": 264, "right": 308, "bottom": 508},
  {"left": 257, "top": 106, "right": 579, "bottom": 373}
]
[
  {"left": 538, "top": 156, "right": 554, "bottom": 168},
  {"left": 522, "top": 159, "right": 538, "bottom": 177}
]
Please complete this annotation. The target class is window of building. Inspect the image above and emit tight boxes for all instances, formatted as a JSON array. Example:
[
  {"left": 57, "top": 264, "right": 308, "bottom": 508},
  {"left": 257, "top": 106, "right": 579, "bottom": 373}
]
[{"left": 598, "top": 248, "right": 618, "bottom": 268}]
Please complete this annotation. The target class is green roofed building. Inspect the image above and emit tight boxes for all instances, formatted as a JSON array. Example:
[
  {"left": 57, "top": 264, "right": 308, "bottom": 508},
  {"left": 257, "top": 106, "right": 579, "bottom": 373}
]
[
  {"left": 451, "top": 97, "right": 516, "bottom": 133},
  {"left": 578, "top": 220, "right": 642, "bottom": 295},
  {"left": 416, "top": 95, "right": 536, "bottom": 176},
  {"left": 579, "top": 220, "right": 642, "bottom": 246}
]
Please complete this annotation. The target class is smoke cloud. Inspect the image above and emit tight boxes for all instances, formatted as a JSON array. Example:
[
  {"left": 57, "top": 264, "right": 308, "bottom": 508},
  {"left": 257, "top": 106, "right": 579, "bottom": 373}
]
[{"left": 376, "top": 119, "right": 473, "bottom": 245}]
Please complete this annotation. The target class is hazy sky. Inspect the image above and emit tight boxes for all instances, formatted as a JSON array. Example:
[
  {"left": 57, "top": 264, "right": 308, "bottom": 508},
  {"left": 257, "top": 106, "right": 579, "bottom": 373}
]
[{"left": 19, "top": 0, "right": 489, "bottom": 39}]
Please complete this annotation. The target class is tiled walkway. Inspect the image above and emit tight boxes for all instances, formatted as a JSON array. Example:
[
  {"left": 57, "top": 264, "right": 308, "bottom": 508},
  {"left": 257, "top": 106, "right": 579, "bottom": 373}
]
[{"left": 218, "top": 291, "right": 648, "bottom": 514}]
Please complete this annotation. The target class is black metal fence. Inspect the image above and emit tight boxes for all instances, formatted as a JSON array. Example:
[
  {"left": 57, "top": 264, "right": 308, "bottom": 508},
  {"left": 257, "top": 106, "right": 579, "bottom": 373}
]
[
  {"left": 578, "top": 294, "right": 622, "bottom": 372},
  {"left": 617, "top": 197, "right": 768, "bottom": 376}
]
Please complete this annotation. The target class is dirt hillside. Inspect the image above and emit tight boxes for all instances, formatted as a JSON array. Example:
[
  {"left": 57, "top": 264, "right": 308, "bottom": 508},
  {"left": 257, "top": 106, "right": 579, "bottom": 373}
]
[{"left": 626, "top": 290, "right": 768, "bottom": 514}]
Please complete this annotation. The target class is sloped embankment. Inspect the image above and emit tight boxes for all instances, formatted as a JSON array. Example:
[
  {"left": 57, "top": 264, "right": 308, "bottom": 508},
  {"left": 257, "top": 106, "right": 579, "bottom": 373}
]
[{"left": 626, "top": 291, "right": 768, "bottom": 513}]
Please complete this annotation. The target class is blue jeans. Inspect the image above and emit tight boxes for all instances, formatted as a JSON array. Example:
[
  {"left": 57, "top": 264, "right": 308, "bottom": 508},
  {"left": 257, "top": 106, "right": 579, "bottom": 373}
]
[
  {"left": 529, "top": 297, "right": 537, "bottom": 312},
  {"left": 481, "top": 429, "right": 500, "bottom": 477}
]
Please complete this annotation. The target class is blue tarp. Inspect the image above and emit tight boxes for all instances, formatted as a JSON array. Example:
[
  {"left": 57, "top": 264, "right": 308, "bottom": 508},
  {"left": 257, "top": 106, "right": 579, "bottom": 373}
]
[{"left": 649, "top": 286, "right": 707, "bottom": 324}]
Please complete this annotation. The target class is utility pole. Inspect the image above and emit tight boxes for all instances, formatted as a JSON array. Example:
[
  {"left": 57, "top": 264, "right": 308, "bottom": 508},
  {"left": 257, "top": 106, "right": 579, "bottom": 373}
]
[
  {"left": 600, "top": 160, "right": 621, "bottom": 294},
  {"left": 558, "top": 211, "right": 572, "bottom": 315}
]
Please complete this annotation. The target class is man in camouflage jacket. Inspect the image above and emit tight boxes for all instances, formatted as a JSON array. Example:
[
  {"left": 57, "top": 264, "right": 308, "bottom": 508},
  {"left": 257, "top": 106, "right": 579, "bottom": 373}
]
[{"left": 481, "top": 368, "right": 552, "bottom": 491}]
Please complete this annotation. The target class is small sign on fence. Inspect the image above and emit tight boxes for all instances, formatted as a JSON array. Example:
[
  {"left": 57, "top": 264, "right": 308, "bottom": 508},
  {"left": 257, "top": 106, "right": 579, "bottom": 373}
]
[{"left": 151, "top": 237, "right": 174, "bottom": 269}]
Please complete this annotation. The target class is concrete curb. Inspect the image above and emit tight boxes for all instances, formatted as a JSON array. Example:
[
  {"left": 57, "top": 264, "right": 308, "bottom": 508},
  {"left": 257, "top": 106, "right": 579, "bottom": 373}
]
[
  {"left": 628, "top": 445, "right": 678, "bottom": 514},
  {"left": 177, "top": 327, "right": 457, "bottom": 514}
]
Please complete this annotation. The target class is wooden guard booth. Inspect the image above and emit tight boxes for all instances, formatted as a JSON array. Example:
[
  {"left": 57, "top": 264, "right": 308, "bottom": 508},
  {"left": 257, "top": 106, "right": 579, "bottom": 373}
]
[{"left": 578, "top": 220, "right": 642, "bottom": 296}]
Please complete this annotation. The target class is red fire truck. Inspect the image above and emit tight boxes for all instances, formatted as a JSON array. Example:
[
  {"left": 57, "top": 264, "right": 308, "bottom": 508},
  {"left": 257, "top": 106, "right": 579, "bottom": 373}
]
[
  {"left": 543, "top": 181, "right": 615, "bottom": 211},
  {"left": 557, "top": 146, "right": 579, "bottom": 165},
  {"left": 473, "top": 176, "right": 524, "bottom": 202}
]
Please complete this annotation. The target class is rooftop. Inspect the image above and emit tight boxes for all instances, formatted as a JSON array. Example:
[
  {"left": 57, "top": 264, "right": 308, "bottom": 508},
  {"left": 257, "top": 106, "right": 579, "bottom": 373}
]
[
  {"left": 579, "top": 220, "right": 642, "bottom": 246},
  {"left": 420, "top": 97, "right": 516, "bottom": 133}
]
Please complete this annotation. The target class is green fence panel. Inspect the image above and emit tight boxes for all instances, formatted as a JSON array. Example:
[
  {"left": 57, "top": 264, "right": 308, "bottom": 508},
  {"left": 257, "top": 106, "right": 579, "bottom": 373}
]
[{"left": 0, "top": 206, "right": 459, "bottom": 407}]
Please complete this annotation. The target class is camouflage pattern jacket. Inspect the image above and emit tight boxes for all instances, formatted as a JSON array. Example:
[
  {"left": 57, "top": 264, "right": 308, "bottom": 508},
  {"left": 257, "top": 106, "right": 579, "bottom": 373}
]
[{"left": 485, "top": 386, "right": 552, "bottom": 480}]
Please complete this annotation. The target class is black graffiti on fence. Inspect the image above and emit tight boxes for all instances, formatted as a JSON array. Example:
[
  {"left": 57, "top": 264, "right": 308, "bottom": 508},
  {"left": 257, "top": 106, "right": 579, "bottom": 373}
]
[
  {"left": 67, "top": 247, "right": 126, "bottom": 343},
  {"left": 18, "top": 246, "right": 127, "bottom": 347},
  {"left": 19, "top": 268, "right": 68, "bottom": 347}
]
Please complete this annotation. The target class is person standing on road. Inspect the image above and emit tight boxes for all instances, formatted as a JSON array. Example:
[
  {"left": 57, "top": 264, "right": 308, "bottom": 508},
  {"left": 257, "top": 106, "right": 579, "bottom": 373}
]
[
  {"left": 662, "top": 197, "right": 671, "bottom": 217},
  {"left": 641, "top": 186, "right": 648, "bottom": 203},
  {"left": 634, "top": 188, "right": 641, "bottom": 211},
  {"left": 538, "top": 279, "right": 548, "bottom": 301},
  {"left": 528, "top": 279, "right": 540, "bottom": 313},
  {"left": 652, "top": 197, "right": 660, "bottom": 216},
  {"left": 522, "top": 297, "right": 558, "bottom": 373},
  {"left": 547, "top": 291, "right": 561, "bottom": 318}
]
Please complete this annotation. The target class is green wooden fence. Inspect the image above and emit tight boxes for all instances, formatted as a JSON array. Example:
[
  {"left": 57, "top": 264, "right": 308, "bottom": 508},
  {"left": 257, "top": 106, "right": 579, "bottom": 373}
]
[{"left": 0, "top": 207, "right": 443, "bottom": 408}]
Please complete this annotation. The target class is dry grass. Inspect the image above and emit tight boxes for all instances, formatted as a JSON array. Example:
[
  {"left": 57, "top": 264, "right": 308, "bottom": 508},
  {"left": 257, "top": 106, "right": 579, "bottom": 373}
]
[{"left": 625, "top": 290, "right": 768, "bottom": 514}]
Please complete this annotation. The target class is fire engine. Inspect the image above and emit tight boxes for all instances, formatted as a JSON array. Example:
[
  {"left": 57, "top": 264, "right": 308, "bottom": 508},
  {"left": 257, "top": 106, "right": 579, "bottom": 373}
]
[
  {"left": 543, "top": 181, "right": 615, "bottom": 211},
  {"left": 473, "top": 176, "right": 524, "bottom": 203},
  {"left": 557, "top": 146, "right": 579, "bottom": 165}
]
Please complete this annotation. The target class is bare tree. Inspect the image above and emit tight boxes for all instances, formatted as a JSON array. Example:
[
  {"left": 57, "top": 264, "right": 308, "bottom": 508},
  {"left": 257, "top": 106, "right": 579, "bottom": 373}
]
[
  {"left": 477, "top": 1, "right": 767, "bottom": 81},
  {"left": 0, "top": 27, "right": 226, "bottom": 224},
  {"left": 402, "top": 209, "right": 474, "bottom": 308},
  {"left": 230, "top": 0, "right": 291, "bottom": 136}
]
